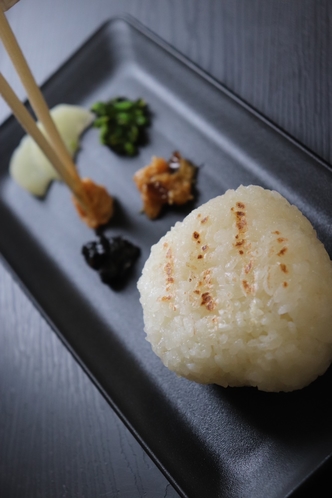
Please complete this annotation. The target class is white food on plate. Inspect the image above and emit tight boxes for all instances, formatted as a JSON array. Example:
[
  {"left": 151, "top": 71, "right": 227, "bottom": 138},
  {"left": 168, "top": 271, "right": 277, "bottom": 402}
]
[
  {"left": 138, "top": 185, "right": 332, "bottom": 392},
  {"left": 9, "top": 104, "right": 94, "bottom": 196}
]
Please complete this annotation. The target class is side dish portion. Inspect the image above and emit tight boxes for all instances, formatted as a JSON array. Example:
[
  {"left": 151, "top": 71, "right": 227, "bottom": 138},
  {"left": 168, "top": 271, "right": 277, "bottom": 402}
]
[
  {"left": 82, "top": 234, "right": 140, "bottom": 287},
  {"left": 92, "top": 97, "right": 150, "bottom": 156},
  {"left": 72, "top": 178, "right": 114, "bottom": 229},
  {"left": 138, "top": 185, "right": 332, "bottom": 392},
  {"left": 9, "top": 104, "right": 94, "bottom": 196},
  {"left": 134, "top": 152, "right": 196, "bottom": 219}
]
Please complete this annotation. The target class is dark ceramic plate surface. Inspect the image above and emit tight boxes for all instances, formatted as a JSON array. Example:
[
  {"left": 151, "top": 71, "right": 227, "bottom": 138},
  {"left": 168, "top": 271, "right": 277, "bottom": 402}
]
[{"left": 1, "top": 18, "right": 332, "bottom": 498}]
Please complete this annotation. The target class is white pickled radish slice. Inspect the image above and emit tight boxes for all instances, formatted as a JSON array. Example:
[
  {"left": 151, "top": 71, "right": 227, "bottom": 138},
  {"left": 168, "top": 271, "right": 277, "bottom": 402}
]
[
  {"left": 49, "top": 104, "right": 94, "bottom": 155},
  {"left": 9, "top": 104, "right": 94, "bottom": 196}
]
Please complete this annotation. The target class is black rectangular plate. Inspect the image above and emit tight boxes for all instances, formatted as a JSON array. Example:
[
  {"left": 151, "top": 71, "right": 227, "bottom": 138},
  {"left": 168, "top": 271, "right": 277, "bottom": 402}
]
[{"left": 1, "top": 18, "right": 332, "bottom": 498}]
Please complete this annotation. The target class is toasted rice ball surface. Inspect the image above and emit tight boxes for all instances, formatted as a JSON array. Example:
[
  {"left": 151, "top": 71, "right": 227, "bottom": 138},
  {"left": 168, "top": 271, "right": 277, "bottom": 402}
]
[{"left": 137, "top": 185, "right": 332, "bottom": 392}]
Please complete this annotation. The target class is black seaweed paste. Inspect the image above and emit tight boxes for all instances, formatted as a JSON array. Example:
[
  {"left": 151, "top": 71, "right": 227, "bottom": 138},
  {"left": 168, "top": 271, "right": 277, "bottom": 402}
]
[{"left": 82, "top": 235, "right": 140, "bottom": 288}]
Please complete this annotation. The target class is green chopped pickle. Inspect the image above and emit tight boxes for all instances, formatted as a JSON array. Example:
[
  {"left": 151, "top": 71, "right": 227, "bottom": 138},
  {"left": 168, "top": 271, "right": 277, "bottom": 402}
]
[{"left": 91, "top": 97, "right": 150, "bottom": 156}]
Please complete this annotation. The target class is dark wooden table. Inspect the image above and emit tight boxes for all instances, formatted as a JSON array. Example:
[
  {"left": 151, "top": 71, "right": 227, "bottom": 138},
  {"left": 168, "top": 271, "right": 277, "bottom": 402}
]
[{"left": 1, "top": 1, "right": 331, "bottom": 497}]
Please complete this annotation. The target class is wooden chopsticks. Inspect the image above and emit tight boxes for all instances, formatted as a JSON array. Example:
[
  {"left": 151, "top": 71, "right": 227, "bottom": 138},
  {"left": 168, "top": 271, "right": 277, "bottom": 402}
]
[{"left": 0, "top": 8, "right": 90, "bottom": 212}]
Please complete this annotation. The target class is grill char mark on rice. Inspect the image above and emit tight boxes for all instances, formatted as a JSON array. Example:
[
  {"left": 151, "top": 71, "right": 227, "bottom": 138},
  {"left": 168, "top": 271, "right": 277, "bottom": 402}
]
[
  {"left": 188, "top": 225, "right": 216, "bottom": 310},
  {"left": 232, "top": 201, "right": 256, "bottom": 295},
  {"left": 159, "top": 242, "right": 176, "bottom": 305},
  {"left": 232, "top": 202, "right": 248, "bottom": 256}
]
